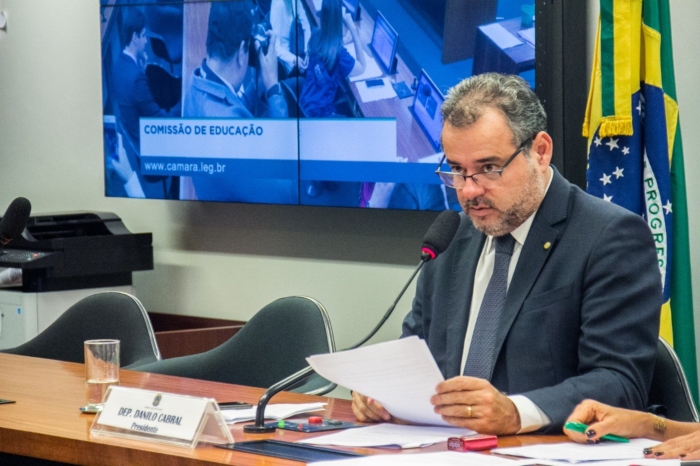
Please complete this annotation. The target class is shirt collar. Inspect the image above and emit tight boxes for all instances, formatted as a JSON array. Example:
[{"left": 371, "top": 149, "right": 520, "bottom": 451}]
[
  {"left": 123, "top": 50, "right": 139, "bottom": 64},
  {"left": 201, "top": 59, "right": 239, "bottom": 97}
]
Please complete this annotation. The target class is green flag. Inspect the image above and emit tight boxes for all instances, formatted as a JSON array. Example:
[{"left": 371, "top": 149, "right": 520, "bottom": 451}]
[{"left": 584, "top": 0, "right": 698, "bottom": 401}]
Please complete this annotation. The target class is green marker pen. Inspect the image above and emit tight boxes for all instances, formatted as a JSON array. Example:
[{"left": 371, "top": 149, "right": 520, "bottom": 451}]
[{"left": 564, "top": 421, "right": 629, "bottom": 443}]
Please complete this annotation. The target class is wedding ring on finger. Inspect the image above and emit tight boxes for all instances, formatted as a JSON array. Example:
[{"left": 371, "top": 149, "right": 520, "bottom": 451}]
[{"left": 467, "top": 405, "right": 473, "bottom": 418}]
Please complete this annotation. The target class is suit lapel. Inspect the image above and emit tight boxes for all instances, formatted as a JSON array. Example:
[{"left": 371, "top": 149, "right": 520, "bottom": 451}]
[
  {"left": 444, "top": 225, "right": 485, "bottom": 378},
  {"left": 493, "top": 168, "right": 571, "bottom": 366}
]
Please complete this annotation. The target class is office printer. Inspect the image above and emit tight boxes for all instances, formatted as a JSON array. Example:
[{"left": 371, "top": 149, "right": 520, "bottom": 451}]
[{"left": 0, "top": 212, "right": 153, "bottom": 292}]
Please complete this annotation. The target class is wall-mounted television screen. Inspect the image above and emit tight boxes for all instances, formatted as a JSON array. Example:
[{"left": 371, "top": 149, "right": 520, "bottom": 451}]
[{"left": 100, "top": 0, "right": 539, "bottom": 210}]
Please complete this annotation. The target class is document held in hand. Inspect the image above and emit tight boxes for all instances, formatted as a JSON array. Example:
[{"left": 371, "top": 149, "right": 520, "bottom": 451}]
[{"left": 306, "top": 336, "right": 449, "bottom": 426}]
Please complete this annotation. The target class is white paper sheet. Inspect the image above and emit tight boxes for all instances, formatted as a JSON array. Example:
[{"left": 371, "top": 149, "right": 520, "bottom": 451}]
[
  {"left": 310, "top": 453, "right": 680, "bottom": 466},
  {"left": 518, "top": 27, "right": 535, "bottom": 47},
  {"left": 299, "top": 423, "right": 474, "bottom": 449},
  {"left": 310, "top": 451, "right": 524, "bottom": 466},
  {"left": 220, "top": 402, "right": 325, "bottom": 424},
  {"left": 560, "top": 461, "right": 680, "bottom": 466},
  {"left": 355, "top": 78, "right": 397, "bottom": 103},
  {"left": 306, "top": 336, "right": 448, "bottom": 426},
  {"left": 347, "top": 46, "right": 384, "bottom": 82},
  {"left": 492, "top": 438, "right": 660, "bottom": 462},
  {"left": 479, "top": 23, "right": 523, "bottom": 49}
]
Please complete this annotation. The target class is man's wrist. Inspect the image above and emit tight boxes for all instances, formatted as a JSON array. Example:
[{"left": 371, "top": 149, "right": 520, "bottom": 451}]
[
  {"left": 508, "top": 394, "right": 550, "bottom": 433},
  {"left": 506, "top": 397, "right": 522, "bottom": 434}
]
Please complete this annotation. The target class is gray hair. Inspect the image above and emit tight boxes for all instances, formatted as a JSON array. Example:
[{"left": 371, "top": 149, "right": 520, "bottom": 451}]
[{"left": 441, "top": 73, "right": 547, "bottom": 150}]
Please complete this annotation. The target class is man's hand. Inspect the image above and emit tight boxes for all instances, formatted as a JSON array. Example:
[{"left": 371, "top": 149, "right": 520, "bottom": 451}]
[
  {"left": 255, "top": 30, "right": 279, "bottom": 93},
  {"left": 110, "top": 133, "right": 134, "bottom": 182},
  {"left": 351, "top": 392, "right": 392, "bottom": 423},
  {"left": 298, "top": 55, "right": 309, "bottom": 73},
  {"left": 431, "top": 376, "right": 521, "bottom": 435}
]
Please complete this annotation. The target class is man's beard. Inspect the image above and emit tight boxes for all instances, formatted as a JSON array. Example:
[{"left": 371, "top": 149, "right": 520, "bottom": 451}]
[{"left": 462, "top": 163, "right": 545, "bottom": 237}]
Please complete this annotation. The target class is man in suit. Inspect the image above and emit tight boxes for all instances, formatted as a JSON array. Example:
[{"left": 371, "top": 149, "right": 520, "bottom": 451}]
[
  {"left": 352, "top": 73, "right": 662, "bottom": 434},
  {"left": 184, "top": 1, "right": 286, "bottom": 119},
  {"left": 182, "top": 1, "right": 296, "bottom": 204},
  {"left": 110, "top": 7, "right": 179, "bottom": 199}
]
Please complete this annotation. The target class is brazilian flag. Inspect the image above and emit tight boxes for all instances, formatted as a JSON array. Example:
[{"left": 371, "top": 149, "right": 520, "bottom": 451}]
[{"left": 583, "top": 0, "right": 697, "bottom": 402}]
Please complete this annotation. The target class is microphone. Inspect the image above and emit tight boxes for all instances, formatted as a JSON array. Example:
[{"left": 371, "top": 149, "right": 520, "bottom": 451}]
[
  {"left": 0, "top": 197, "right": 31, "bottom": 248},
  {"left": 421, "top": 209, "right": 461, "bottom": 261},
  {"left": 244, "top": 210, "right": 461, "bottom": 433}
]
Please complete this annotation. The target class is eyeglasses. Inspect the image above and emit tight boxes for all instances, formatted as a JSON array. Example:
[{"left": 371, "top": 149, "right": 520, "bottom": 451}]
[{"left": 435, "top": 137, "right": 533, "bottom": 189}]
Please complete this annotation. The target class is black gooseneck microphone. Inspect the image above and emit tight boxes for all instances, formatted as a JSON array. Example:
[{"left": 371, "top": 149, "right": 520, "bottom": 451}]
[
  {"left": 0, "top": 197, "right": 31, "bottom": 251},
  {"left": 243, "top": 210, "right": 461, "bottom": 433}
]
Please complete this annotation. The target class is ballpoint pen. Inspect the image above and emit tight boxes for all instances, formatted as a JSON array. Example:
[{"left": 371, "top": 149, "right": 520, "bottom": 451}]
[{"left": 564, "top": 421, "right": 630, "bottom": 443}]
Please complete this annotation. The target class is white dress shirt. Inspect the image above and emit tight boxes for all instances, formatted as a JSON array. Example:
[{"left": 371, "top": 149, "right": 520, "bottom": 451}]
[{"left": 460, "top": 167, "right": 553, "bottom": 433}]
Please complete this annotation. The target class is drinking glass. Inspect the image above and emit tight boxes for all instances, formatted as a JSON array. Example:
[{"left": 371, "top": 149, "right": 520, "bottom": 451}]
[{"left": 83, "top": 339, "right": 120, "bottom": 412}]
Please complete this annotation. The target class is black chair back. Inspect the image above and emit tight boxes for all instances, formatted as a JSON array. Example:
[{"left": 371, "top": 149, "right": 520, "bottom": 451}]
[
  {"left": 145, "top": 63, "right": 182, "bottom": 112},
  {"left": 133, "top": 296, "right": 336, "bottom": 395},
  {"left": 280, "top": 77, "right": 306, "bottom": 118},
  {"left": 647, "top": 337, "right": 699, "bottom": 422},
  {"left": 0, "top": 292, "right": 161, "bottom": 368}
]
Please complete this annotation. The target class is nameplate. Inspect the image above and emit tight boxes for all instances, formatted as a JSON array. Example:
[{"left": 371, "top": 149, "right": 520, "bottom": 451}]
[{"left": 91, "top": 386, "right": 233, "bottom": 448}]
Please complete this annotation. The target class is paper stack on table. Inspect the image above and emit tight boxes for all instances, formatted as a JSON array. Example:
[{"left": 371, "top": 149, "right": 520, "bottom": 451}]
[
  {"left": 356, "top": 78, "right": 398, "bottom": 103},
  {"left": 310, "top": 454, "right": 679, "bottom": 466},
  {"left": 220, "top": 402, "right": 326, "bottom": 424},
  {"left": 492, "top": 438, "right": 660, "bottom": 462},
  {"left": 299, "top": 423, "right": 474, "bottom": 449},
  {"left": 310, "top": 451, "right": 525, "bottom": 466}
]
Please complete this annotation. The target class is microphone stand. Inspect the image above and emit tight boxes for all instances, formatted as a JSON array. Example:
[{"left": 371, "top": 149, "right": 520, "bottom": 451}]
[{"left": 244, "top": 257, "right": 429, "bottom": 433}]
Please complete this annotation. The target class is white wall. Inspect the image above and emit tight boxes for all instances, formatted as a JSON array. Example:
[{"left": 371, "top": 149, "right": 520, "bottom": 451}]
[
  {"left": 0, "top": 0, "right": 431, "bottom": 364},
  {"left": 1, "top": 0, "right": 700, "bottom": 392},
  {"left": 669, "top": 1, "right": 700, "bottom": 365}
]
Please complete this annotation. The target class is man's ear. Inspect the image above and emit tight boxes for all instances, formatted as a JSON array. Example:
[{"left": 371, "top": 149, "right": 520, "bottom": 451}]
[
  {"left": 237, "top": 40, "right": 248, "bottom": 66},
  {"left": 532, "top": 131, "right": 553, "bottom": 168}
]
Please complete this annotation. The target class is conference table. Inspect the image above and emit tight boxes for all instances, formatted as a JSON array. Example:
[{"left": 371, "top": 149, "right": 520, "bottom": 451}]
[{"left": 0, "top": 354, "right": 566, "bottom": 465}]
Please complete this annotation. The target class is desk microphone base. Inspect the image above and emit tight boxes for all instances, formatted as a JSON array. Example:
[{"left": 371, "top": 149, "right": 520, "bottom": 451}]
[
  {"left": 243, "top": 424, "right": 276, "bottom": 433},
  {"left": 267, "top": 418, "right": 361, "bottom": 433}
]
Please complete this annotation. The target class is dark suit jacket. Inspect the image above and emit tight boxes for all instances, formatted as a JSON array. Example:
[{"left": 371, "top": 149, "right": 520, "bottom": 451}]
[
  {"left": 110, "top": 52, "right": 178, "bottom": 199},
  {"left": 402, "top": 167, "right": 662, "bottom": 433},
  {"left": 111, "top": 52, "right": 163, "bottom": 146}
]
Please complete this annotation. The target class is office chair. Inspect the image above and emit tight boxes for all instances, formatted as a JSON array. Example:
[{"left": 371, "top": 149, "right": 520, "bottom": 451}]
[
  {"left": 0, "top": 292, "right": 161, "bottom": 368},
  {"left": 133, "top": 296, "right": 337, "bottom": 395},
  {"left": 647, "top": 336, "right": 700, "bottom": 422},
  {"left": 148, "top": 34, "right": 181, "bottom": 74},
  {"left": 144, "top": 4, "right": 183, "bottom": 73},
  {"left": 280, "top": 78, "right": 306, "bottom": 118},
  {"left": 333, "top": 79, "right": 360, "bottom": 118},
  {"left": 145, "top": 63, "right": 182, "bottom": 112}
]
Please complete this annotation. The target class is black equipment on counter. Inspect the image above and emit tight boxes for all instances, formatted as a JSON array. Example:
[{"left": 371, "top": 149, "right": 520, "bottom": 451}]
[{"left": 0, "top": 212, "right": 153, "bottom": 292}]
